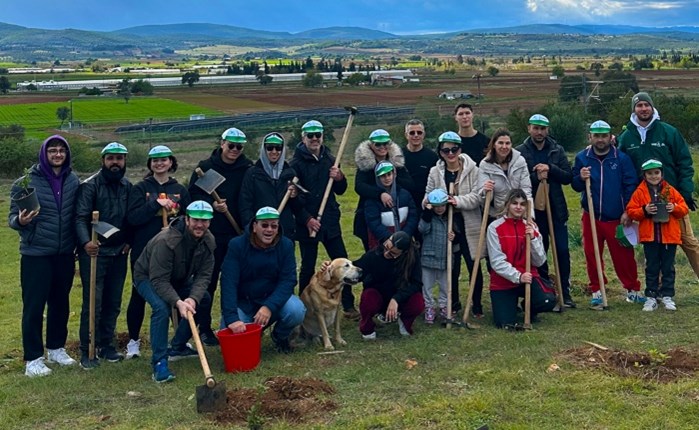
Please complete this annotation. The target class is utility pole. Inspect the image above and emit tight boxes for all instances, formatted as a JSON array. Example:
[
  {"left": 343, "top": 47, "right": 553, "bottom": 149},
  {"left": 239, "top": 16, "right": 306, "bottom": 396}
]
[
  {"left": 472, "top": 73, "right": 482, "bottom": 104},
  {"left": 582, "top": 73, "right": 588, "bottom": 114},
  {"left": 69, "top": 99, "right": 73, "bottom": 129}
]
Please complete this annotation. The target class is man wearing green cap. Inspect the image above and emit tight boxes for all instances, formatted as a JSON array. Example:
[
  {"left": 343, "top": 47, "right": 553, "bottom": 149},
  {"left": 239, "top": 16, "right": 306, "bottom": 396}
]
[
  {"left": 516, "top": 114, "right": 576, "bottom": 307},
  {"left": 572, "top": 121, "right": 642, "bottom": 307},
  {"left": 220, "top": 207, "right": 305, "bottom": 354},
  {"left": 133, "top": 201, "right": 216, "bottom": 382},
  {"left": 189, "top": 127, "right": 253, "bottom": 345},
  {"left": 75, "top": 142, "right": 133, "bottom": 368},
  {"left": 617, "top": 92, "right": 699, "bottom": 278}
]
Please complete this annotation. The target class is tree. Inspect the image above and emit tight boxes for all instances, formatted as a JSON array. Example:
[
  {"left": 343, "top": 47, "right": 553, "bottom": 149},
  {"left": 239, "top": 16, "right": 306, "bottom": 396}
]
[
  {"left": 181, "top": 71, "right": 200, "bottom": 87},
  {"left": 486, "top": 66, "right": 499, "bottom": 77},
  {"left": 345, "top": 72, "right": 366, "bottom": 86},
  {"left": 590, "top": 62, "right": 604, "bottom": 77},
  {"left": 551, "top": 65, "right": 565, "bottom": 78},
  {"left": 0, "top": 76, "right": 10, "bottom": 94},
  {"left": 117, "top": 78, "right": 132, "bottom": 103},
  {"left": 302, "top": 70, "right": 324, "bottom": 88},
  {"left": 56, "top": 106, "right": 70, "bottom": 127},
  {"left": 130, "top": 79, "right": 154, "bottom": 95},
  {"left": 257, "top": 74, "right": 273, "bottom": 85}
]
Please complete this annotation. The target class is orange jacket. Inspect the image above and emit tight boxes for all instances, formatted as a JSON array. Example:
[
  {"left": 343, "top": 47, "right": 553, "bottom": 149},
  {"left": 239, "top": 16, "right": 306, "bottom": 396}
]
[{"left": 626, "top": 180, "right": 688, "bottom": 245}]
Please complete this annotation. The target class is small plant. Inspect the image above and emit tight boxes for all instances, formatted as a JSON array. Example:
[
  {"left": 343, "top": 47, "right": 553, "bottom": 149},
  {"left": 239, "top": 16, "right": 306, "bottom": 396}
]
[
  {"left": 18, "top": 167, "right": 32, "bottom": 192},
  {"left": 649, "top": 348, "right": 669, "bottom": 366},
  {"left": 247, "top": 401, "right": 265, "bottom": 430}
]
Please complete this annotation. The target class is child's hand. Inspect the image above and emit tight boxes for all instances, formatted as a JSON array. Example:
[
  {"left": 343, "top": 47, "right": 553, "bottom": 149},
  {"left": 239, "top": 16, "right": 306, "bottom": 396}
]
[
  {"left": 425, "top": 203, "right": 433, "bottom": 211},
  {"left": 645, "top": 203, "right": 657, "bottom": 214},
  {"left": 666, "top": 202, "right": 675, "bottom": 212},
  {"left": 448, "top": 231, "right": 455, "bottom": 242}
]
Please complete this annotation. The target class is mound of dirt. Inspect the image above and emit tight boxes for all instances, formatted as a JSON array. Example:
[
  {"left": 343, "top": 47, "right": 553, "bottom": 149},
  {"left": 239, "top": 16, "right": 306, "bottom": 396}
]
[
  {"left": 212, "top": 376, "right": 337, "bottom": 426},
  {"left": 560, "top": 346, "right": 699, "bottom": 383}
]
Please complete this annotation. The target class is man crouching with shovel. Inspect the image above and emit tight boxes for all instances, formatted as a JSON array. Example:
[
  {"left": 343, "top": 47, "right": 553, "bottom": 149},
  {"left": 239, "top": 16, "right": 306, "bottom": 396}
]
[{"left": 133, "top": 201, "right": 216, "bottom": 382}]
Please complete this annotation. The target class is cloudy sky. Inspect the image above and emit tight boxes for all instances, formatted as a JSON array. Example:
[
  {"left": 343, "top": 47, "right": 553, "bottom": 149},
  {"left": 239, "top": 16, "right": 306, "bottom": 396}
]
[{"left": 4, "top": 0, "right": 698, "bottom": 33}]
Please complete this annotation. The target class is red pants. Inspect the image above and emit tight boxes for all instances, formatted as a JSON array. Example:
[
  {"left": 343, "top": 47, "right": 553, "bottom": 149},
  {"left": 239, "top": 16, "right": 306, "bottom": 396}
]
[
  {"left": 358, "top": 288, "right": 424, "bottom": 336},
  {"left": 581, "top": 212, "right": 640, "bottom": 292}
]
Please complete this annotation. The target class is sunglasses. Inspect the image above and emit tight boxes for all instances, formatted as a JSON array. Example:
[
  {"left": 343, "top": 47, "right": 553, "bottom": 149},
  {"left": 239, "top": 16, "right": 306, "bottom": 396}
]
[
  {"left": 305, "top": 132, "right": 322, "bottom": 139},
  {"left": 373, "top": 141, "right": 390, "bottom": 147},
  {"left": 408, "top": 130, "right": 424, "bottom": 136},
  {"left": 265, "top": 145, "right": 282, "bottom": 152},
  {"left": 258, "top": 222, "right": 279, "bottom": 230},
  {"left": 226, "top": 143, "right": 244, "bottom": 151},
  {"left": 440, "top": 147, "right": 461, "bottom": 154}
]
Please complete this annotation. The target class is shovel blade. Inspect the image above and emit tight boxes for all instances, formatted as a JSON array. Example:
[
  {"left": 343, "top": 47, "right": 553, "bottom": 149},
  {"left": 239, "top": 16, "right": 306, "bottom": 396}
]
[
  {"left": 195, "top": 168, "right": 226, "bottom": 195},
  {"left": 94, "top": 221, "right": 120, "bottom": 239},
  {"left": 195, "top": 381, "right": 227, "bottom": 413}
]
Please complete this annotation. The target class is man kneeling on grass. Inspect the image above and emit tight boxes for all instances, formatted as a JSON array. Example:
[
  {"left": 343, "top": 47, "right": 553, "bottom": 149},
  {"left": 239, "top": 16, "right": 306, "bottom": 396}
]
[{"left": 132, "top": 201, "right": 216, "bottom": 382}]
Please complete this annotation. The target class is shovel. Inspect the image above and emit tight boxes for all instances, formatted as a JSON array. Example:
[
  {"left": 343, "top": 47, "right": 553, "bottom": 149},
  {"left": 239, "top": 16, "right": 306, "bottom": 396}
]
[
  {"left": 462, "top": 190, "right": 492, "bottom": 329},
  {"left": 186, "top": 311, "right": 226, "bottom": 413},
  {"left": 194, "top": 167, "right": 242, "bottom": 235},
  {"left": 277, "top": 177, "right": 300, "bottom": 214}
]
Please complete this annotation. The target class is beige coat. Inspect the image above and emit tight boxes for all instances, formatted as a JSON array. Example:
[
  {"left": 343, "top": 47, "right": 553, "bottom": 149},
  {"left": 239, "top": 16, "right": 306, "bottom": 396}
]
[
  {"left": 425, "top": 154, "right": 485, "bottom": 259},
  {"left": 477, "top": 148, "right": 532, "bottom": 215}
]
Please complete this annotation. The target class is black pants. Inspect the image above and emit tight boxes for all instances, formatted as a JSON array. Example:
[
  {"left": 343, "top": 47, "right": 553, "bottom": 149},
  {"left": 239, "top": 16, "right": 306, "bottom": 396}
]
[
  {"left": 534, "top": 211, "right": 572, "bottom": 298},
  {"left": 643, "top": 242, "right": 677, "bottom": 298},
  {"left": 21, "top": 254, "right": 75, "bottom": 361},
  {"left": 196, "top": 237, "right": 232, "bottom": 332},
  {"left": 298, "top": 235, "right": 354, "bottom": 309},
  {"left": 490, "top": 280, "right": 554, "bottom": 328},
  {"left": 78, "top": 252, "right": 128, "bottom": 352}
]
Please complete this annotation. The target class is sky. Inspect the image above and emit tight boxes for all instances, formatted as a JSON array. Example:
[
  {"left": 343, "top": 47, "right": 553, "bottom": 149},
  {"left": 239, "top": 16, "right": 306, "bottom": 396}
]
[{"left": 3, "top": 0, "right": 698, "bottom": 34}]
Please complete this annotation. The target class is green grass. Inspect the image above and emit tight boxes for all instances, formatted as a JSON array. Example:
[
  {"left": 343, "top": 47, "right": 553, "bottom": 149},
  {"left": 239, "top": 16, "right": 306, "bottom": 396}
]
[
  {"left": 0, "top": 97, "right": 222, "bottom": 131},
  {"left": 1, "top": 147, "right": 699, "bottom": 429}
]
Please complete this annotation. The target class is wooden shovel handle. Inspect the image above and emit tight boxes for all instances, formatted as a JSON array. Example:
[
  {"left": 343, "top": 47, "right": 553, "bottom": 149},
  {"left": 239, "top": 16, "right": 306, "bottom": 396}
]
[
  {"left": 187, "top": 311, "right": 216, "bottom": 388},
  {"left": 195, "top": 168, "right": 243, "bottom": 235},
  {"left": 277, "top": 177, "right": 298, "bottom": 214},
  {"left": 445, "top": 183, "right": 454, "bottom": 328},
  {"left": 89, "top": 211, "right": 99, "bottom": 360},
  {"left": 585, "top": 178, "right": 608, "bottom": 307},
  {"left": 159, "top": 193, "right": 168, "bottom": 228},
  {"left": 524, "top": 200, "right": 532, "bottom": 329},
  {"left": 463, "top": 190, "right": 492, "bottom": 325}
]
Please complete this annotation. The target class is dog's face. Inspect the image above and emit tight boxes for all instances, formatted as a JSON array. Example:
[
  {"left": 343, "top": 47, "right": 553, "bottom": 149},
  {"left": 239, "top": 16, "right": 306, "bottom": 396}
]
[{"left": 323, "top": 258, "right": 362, "bottom": 285}]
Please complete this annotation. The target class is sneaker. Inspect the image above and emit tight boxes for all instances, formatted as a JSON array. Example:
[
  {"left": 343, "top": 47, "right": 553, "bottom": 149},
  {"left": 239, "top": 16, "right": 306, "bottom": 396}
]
[
  {"left": 424, "top": 307, "right": 436, "bottom": 324},
  {"left": 199, "top": 329, "right": 220, "bottom": 347},
  {"left": 25, "top": 357, "right": 52, "bottom": 377},
  {"left": 125, "top": 339, "right": 141, "bottom": 359},
  {"left": 167, "top": 345, "right": 198, "bottom": 361},
  {"left": 590, "top": 292, "right": 603, "bottom": 307},
  {"left": 563, "top": 297, "right": 577, "bottom": 308},
  {"left": 152, "top": 359, "right": 175, "bottom": 383},
  {"left": 471, "top": 305, "right": 484, "bottom": 319},
  {"left": 438, "top": 307, "right": 448, "bottom": 320},
  {"left": 343, "top": 308, "right": 361, "bottom": 321},
  {"left": 98, "top": 347, "right": 124, "bottom": 363},
  {"left": 362, "top": 331, "right": 377, "bottom": 341},
  {"left": 642, "top": 297, "right": 658, "bottom": 312},
  {"left": 398, "top": 318, "right": 410, "bottom": 336},
  {"left": 661, "top": 296, "right": 677, "bottom": 311},
  {"left": 271, "top": 333, "right": 293, "bottom": 354},
  {"left": 47, "top": 348, "right": 77, "bottom": 366},
  {"left": 80, "top": 353, "right": 100, "bottom": 370},
  {"left": 626, "top": 291, "right": 647, "bottom": 304}
]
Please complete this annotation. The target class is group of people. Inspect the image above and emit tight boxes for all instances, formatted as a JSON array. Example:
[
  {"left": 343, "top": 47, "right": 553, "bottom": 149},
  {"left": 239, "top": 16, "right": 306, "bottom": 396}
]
[{"left": 9, "top": 92, "right": 697, "bottom": 381}]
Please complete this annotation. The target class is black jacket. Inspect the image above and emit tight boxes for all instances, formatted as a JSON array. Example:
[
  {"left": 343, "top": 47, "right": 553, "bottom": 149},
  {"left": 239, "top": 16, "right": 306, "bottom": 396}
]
[
  {"left": 289, "top": 142, "right": 347, "bottom": 241},
  {"left": 188, "top": 148, "right": 252, "bottom": 242},
  {"left": 516, "top": 137, "right": 572, "bottom": 222}
]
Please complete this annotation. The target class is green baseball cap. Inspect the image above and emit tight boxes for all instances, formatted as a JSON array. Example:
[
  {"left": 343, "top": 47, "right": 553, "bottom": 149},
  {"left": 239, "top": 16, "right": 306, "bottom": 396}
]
[
  {"left": 589, "top": 120, "right": 611, "bottom": 134},
  {"left": 221, "top": 128, "right": 247, "bottom": 144},
  {"left": 641, "top": 159, "right": 663, "bottom": 171},
  {"left": 148, "top": 145, "right": 173, "bottom": 158},
  {"left": 101, "top": 142, "right": 128, "bottom": 156},
  {"left": 529, "top": 114, "right": 550, "bottom": 127},
  {"left": 375, "top": 161, "right": 394, "bottom": 177},
  {"left": 438, "top": 131, "right": 462, "bottom": 144},
  {"left": 263, "top": 132, "right": 284, "bottom": 146},
  {"left": 186, "top": 201, "right": 214, "bottom": 219},
  {"left": 302, "top": 120, "right": 323, "bottom": 134},
  {"left": 255, "top": 206, "right": 280, "bottom": 220},
  {"left": 369, "top": 129, "right": 391, "bottom": 144}
]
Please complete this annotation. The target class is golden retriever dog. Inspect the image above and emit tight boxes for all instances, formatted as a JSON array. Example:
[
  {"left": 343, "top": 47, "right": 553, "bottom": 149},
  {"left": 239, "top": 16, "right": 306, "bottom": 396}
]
[{"left": 297, "top": 258, "right": 362, "bottom": 350}]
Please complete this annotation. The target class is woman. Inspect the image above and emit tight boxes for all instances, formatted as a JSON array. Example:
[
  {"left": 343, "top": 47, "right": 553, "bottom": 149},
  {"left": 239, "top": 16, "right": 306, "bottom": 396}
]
[
  {"left": 487, "top": 189, "right": 555, "bottom": 328},
  {"left": 478, "top": 128, "right": 531, "bottom": 218},
  {"left": 238, "top": 132, "right": 301, "bottom": 238},
  {"left": 351, "top": 231, "right": 424, "bottom": 340},
  {"left": 126, "top": 145, "right": 191, "bottom": 357},
  {"left": 424, "top": 131, "right": 484, "bottom": 318}
]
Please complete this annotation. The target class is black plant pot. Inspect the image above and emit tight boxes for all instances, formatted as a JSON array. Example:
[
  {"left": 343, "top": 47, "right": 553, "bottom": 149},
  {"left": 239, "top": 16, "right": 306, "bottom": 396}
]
[
  {"left": 652, "top": 203, "right": 670, "bottom": 223},
  {"left": 12, "top": 188, "right": 40, "bottom": 213}
]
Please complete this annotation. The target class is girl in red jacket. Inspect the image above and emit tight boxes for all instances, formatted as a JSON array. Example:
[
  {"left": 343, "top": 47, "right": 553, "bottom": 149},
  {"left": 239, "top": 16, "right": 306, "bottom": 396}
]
[{"left": 626, "top": 159, "right": 688, "bottom": 311}]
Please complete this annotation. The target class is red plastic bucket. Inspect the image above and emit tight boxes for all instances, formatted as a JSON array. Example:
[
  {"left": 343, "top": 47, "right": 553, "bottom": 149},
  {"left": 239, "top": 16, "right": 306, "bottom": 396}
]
[{"left": 216, "top": 323, "right": 263, "bottom": 373}]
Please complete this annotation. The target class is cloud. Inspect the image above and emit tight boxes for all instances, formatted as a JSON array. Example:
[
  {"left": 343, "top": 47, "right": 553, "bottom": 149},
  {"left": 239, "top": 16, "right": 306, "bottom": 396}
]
[{"left": 525, "top": 0, "right": 686, "bottom": 21}]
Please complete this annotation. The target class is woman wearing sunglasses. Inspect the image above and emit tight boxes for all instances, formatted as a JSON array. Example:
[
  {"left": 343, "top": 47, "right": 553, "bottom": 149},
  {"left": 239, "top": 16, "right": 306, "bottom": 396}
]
[{"left": 239, "top": 132, "right": 302, "bottom": 239}]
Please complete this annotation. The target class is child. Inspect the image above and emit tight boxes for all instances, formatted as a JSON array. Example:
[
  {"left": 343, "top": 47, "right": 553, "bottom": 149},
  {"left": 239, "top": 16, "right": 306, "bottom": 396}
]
[
  {"left": 418, "top": 188, "right": 455, "bottom": 323},
  {"left": 626, "top": 159, "right": 688, "bottom": 311}
]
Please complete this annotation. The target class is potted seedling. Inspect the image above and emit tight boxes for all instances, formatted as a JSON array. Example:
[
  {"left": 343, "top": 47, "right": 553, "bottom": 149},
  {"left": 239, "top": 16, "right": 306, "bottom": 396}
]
[
  {"left": 651, "top": 185, "right": 670, "bottom": 223},
  {"left": 11, "top": 167, "right": 40, "bottom": 213}
]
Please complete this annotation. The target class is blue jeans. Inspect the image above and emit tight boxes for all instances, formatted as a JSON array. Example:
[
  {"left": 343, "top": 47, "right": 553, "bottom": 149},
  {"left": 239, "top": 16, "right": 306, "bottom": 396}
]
[
  {"left": 135, "top": 279, "right": 212, "bottom": 366},
  {"left": 222, "top": 295, "right": 306, "bottom": 341}
]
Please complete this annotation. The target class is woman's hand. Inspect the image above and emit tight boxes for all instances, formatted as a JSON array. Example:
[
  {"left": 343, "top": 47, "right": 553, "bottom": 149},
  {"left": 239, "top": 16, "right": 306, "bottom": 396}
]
[
  {"left": 519, "top": 272, "right": 533, "bottom": 284},
  {"left": 385, "top": 299, "right": 399, "bottom": 322},
  {"left": 483, "top": 180, "right": 495, "bottom": 192},
  {"left": 448, "top": 231, "right": 455, "bottom": 242},
  {"left": 381, "top": 192, "right": 394, "bottom": 208}
]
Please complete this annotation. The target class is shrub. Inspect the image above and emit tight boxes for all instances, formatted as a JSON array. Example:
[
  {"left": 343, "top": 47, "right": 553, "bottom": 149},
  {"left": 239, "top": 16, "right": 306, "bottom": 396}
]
[{"left": 0, "top": 137, "right": 37, "bottom": 178}]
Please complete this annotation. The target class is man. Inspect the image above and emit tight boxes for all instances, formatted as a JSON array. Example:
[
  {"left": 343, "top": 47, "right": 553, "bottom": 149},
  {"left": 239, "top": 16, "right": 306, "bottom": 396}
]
[
  {"left": 9, "top": 135, "right": 80, "bottom": 377},
  {"left": 454, "top": 103, "right": 490, "bottom": 164},
  {"left": 188, "top": 127, "right": 253, "bottom": 346},
  {"left": 76, "top": 142, "right": 133, "bottom": 368},
  {"left": 515, "top": 114, "right": 576, "bottom": 308},
  {"left": 133, "top": 201, "right": 216, "bottom": 382},
  {"left": 220, "top": 207, "right": 305, "bottom": 353},
  {"left": 572, "top": 121, "right": 642, "bottom": 308},
  {"left": 290, "top": 120, "right": 353, "bottom": 317},
  {"left": 401, "top": 119, "right": 439, "bottom": 212},
  {"left": 617, "top": 92, "right": 699, "bottom": 277}
]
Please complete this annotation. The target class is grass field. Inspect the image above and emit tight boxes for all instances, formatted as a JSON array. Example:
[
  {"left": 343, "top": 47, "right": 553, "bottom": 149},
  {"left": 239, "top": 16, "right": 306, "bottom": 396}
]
[{"left": 2, "top": 140, "right": 699, "bottom": 429}]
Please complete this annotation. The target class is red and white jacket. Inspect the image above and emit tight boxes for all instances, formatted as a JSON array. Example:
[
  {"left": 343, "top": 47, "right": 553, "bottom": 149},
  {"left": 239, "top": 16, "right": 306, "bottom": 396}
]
[{"left": 486, "top": 216, "right": 546, "bottom": 291}]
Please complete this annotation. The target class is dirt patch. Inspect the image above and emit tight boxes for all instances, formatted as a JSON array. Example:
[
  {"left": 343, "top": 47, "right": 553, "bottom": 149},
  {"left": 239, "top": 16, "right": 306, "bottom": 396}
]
[
  {"left": 212, "top": 376, "right": 337, "bottom": 426},
  {"left": 65, "top": 332, "right": 149, "bottom": 357},
  {"left": 559, "top": 345, "right": 699, "bottom": 383}
]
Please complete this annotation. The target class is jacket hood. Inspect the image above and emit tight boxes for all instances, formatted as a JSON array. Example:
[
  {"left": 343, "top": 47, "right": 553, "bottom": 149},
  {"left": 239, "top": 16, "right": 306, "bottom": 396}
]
[
  {"left": 39, "top": 135, "right": 72, "bottom": 178},
  {"left": 355, "top": 140, "right": 405, "bottom": 171},
  {"left": 630, "top": 108, "right": 660, "bottom": 129}
]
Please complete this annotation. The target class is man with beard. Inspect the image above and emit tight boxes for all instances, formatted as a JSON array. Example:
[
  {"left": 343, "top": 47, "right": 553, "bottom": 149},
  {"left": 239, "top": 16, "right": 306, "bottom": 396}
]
[
  {"left": 454, "top": 103, "right": 490, "bottom": 164},
  {"left": 188, "top": 127, "right": 253, "bottom": 346},
  {"left": 572, "top": 121, "right": 642, "bottom": 308},
  {"left": 76, "top": 142, "right": 133, "bottom": 368},
  {"left": 515, "top": 114, "right": 576, "bottom": 308}
]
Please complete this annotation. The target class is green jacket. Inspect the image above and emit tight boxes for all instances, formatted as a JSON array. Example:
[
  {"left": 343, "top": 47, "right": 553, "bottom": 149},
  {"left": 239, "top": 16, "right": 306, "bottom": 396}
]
[{"left": 617, "top": 116, "right": 695, "bottom": 201}]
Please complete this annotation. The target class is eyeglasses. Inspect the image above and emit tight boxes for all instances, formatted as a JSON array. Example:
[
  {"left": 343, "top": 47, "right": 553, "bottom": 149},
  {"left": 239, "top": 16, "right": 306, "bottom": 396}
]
[
  {"left": 408, "top": 130, "right": 424, "bottom": 136},
  {"left": 47, "top": 148, "right": 67, "bottom": 155},
  {"left": 226, "top": 143, "right": 244, "bottom": 151},
  {"left": 305, "top": 132, "right": 322, "bottom": 139},
  {"left": 373, "top": 141, "right": 390, "bottom": 147},
  {"left": 265, "top": 145, "right": 282, "bottom": 152},
  {"left": 258, "top": 222, "right": 279, "bottom": 230},
  {"left": 440, "top": 147, "right": 461, "bottom": 154}
]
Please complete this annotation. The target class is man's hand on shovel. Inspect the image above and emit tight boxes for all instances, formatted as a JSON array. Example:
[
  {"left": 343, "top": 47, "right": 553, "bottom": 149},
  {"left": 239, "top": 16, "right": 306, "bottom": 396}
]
[
  {"left": 84, "top": 240, "right": 99, "bottom": 257},
  {"left": 212, "top": 199, "right": 228, "bottom": 213},
  {"left": 176, "top": 298, "right": 196, "bottom": 319}
]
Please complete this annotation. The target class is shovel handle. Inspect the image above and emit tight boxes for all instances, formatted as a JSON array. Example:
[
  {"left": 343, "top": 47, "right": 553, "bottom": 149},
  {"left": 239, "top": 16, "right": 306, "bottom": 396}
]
[
  {"left": 277, "top": 177, "right": 298, "bottom": 214},
  {"left": 159, "top": 193, "right": 168, "bottom": 228},
  {"left": 463, "top": 191, "right": 491, "bottom": 326},
  {"left": 186, "top": 311, "right": 216, "bottom": 388},
  {"left": 445, "top": 183, "right": 454, "bottom": 329},
  {"left": 524, "top": 200, "right": 532, "bottom": 329},
  {"left": 585, "top": 179, "right": 608, "bottom": 308},
  {"left": 195, "top": 167, "right": 243, "bottom": 235},
  {"left": 89, "top": 211, "right": 99, "bottom": 360}
]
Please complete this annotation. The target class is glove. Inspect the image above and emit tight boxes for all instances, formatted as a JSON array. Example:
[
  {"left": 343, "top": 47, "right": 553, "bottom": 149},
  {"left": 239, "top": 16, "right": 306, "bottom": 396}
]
[
  {"left": 421, "top": 210, "right": 433, "bottom": 223},
  {"left": 688, "top": 197, "right": 697, "bottom": 211}
]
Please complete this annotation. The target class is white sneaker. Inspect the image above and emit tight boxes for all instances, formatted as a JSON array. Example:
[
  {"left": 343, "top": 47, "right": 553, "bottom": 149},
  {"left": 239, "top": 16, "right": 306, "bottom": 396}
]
[
  {"left": 642, "top": 297, "right": 658, "bottom": 312},
  {"left": 47, "top": 348, "right": 77, "bottom": 366},
  {"left": 25, "top": 357, "right": 52, "bottom": 377},
  {"left": 125, "top": 339, "right": 141, "bottom": 359},
  {"left": 662, "top": 297, "right": 677, "bottom": 311},
  {"left": 398, "top": 319, "right": 410, "bottom": 336},
  {"left": 362, "top": 332, "right": 377, "bottom": 341}
]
